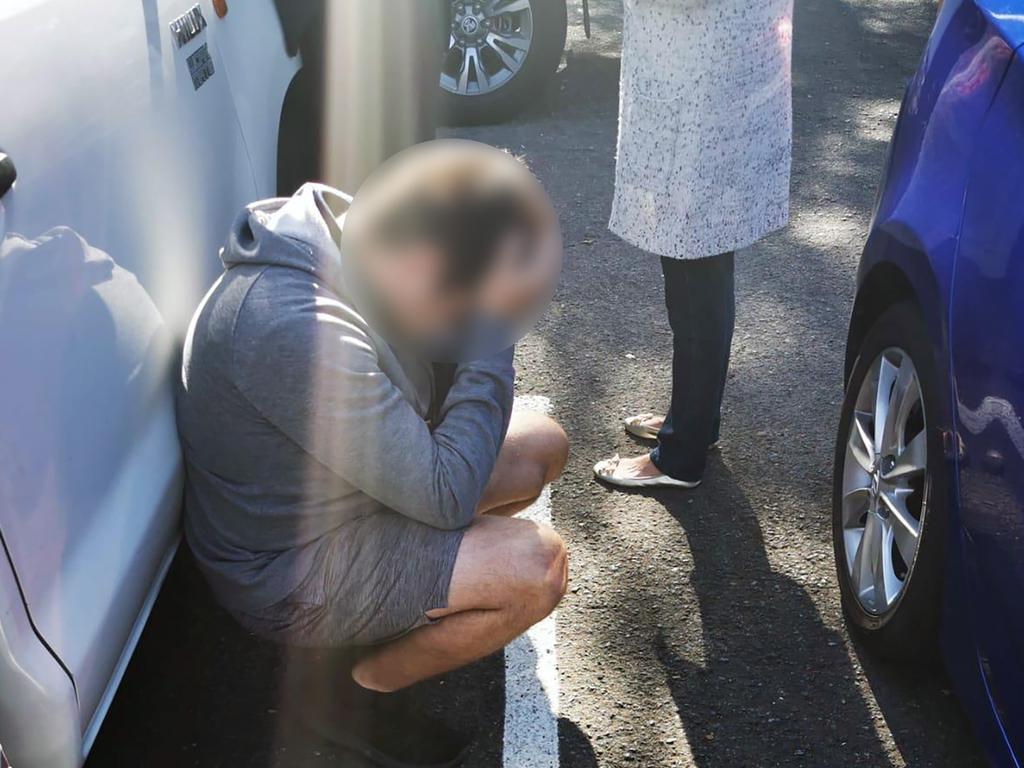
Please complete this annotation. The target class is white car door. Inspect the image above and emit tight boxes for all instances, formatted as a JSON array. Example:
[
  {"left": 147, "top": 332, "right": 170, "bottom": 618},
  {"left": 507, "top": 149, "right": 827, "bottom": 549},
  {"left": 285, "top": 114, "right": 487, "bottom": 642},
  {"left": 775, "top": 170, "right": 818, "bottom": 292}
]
[{"left": 0, "top": 0, "right": 262, "bottom": 760}]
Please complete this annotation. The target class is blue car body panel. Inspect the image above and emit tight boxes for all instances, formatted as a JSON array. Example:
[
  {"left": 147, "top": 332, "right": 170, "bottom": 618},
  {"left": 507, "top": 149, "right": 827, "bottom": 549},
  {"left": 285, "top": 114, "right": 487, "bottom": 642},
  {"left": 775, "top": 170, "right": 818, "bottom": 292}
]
[
  {"left": 853, "top": 1, "right": 1024, "bottom": 764},
  {"left": 975, "top": 2, "right": 1024, "bottom": 50},
  {"left": 950, "top": 48, "right": 1024, "bottom": 765}
]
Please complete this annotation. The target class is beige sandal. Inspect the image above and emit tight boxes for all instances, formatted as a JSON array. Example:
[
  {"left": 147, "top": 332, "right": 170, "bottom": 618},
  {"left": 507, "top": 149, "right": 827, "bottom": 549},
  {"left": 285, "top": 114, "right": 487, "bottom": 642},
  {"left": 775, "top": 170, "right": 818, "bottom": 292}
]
[
  {"left": 624, "top": 413, "right": 722, "bottom": 449},
  {"left": 623, "top": 413, "right": 662, "bottom": 441},
  {"left": 593, "top": 454, "right": 701, "bottom": 489}
]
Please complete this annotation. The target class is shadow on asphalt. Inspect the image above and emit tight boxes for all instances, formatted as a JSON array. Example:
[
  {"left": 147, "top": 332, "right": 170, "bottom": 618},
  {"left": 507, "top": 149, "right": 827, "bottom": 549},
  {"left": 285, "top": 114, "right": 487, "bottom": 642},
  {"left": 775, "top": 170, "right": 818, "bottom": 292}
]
[
  {"left": 87, "top": 546, "right": 594, "bottom": 767},
  {"left": 89, "top": 548, "right": 283, "bottom": 766},
  {"left": 644, "top": 458, "right": 983, "bottom": 767},
  {"left": 560, "top": 717, "right": 599, "bottom": 767},
  {"left": 647, "top": 461, "right": 893, "bottom": 766}
]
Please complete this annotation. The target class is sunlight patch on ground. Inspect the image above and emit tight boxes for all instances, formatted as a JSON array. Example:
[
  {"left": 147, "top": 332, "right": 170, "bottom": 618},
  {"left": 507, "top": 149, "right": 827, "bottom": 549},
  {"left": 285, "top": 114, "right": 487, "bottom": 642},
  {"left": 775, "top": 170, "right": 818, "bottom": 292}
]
[
  {"left": 851, "top": 96, "right": 902, "bottom": 145},
  {"left": 787, "top": 202, "right": 866, "bottom": 251},
  {"left": 834, "top": 0, "right": 937, "bottom": 39}
]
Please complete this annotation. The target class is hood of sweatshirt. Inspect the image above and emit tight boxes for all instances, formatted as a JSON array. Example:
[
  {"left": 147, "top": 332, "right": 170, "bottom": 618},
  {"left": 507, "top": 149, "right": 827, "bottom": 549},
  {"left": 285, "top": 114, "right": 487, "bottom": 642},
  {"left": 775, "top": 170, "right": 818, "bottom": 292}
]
[
  {"left": 220, "top": 182, "right": 351, "bottom": 293},
  {"left": 218, "top": 181, "right": 523, "bottom": 363}
]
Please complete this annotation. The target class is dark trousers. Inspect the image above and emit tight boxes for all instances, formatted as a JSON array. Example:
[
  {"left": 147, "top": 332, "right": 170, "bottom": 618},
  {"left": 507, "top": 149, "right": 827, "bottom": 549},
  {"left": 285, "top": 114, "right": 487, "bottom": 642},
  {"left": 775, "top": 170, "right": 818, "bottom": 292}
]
[{"left": 650, "top": 252, "right": 736, "bottom": 482}]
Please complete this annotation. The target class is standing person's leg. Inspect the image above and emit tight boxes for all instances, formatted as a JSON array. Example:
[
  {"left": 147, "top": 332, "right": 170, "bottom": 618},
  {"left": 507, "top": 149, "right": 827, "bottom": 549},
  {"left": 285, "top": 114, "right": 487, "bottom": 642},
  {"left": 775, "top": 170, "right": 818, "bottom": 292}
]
[
  {"left": 651, "top": 252, "right": 735, "bottom": 481},
  {"left": 593, "top": 251, "right": 734, "bottom": 487},
  {"left": 710, "top": 255, "right": 737, "bottom": 442}
]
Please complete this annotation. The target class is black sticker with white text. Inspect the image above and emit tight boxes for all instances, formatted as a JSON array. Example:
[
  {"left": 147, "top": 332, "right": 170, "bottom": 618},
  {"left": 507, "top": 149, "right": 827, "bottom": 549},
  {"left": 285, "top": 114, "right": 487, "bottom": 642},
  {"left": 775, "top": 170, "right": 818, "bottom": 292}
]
[{"left": 187, "top": 43, "right": 215, "bottom": 91}]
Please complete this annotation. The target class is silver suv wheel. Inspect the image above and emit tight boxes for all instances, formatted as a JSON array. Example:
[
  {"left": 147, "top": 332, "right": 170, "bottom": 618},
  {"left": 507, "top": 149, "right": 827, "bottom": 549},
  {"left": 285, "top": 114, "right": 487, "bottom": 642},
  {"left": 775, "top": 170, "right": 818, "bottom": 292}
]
[{"left": 441, "top": 0, "right": 534, "bottom": 97}]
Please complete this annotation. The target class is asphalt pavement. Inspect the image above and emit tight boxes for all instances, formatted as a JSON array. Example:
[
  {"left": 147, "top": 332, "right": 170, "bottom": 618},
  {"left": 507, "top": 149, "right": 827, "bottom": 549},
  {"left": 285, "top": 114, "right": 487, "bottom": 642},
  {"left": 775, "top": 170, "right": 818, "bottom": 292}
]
[{"left": 87, "top": 1, "right": 988, "bottom": 766}]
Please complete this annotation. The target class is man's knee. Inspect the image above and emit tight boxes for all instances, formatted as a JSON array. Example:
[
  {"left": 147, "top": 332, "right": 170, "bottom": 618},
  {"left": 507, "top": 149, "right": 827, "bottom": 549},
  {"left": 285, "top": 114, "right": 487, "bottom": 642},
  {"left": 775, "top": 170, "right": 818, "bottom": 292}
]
[
  {"left": 518, "top": 526, "right": 568, "bottom": 618},
  {"left": 523, "top": 415, "right": 568, "bottom": 487},
  {"left": 541, "top": 419, "right": 570, "bottom": 485}
]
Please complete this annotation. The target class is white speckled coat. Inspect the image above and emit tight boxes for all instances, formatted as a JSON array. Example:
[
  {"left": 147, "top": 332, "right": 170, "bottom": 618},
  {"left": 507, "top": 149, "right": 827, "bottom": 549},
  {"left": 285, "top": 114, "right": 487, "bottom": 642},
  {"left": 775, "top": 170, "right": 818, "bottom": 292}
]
[{"left": 609, "top": 0, "right": 793, "bottom": 260}]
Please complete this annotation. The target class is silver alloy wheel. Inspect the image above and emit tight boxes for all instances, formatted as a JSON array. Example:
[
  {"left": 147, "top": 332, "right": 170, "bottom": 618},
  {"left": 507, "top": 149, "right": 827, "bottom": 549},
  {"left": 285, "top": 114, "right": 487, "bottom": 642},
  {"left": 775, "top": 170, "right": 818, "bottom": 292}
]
[
  {"left": 842, "top": 347, "right": 929, "bottom": 615},
  {"left": 441, "top": 0, "right": 534, "bottom": 96}
]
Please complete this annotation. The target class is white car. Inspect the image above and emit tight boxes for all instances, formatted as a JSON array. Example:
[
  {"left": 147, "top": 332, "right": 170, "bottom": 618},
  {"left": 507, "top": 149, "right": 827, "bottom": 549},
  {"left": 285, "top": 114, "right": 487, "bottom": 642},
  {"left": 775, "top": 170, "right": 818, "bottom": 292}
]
[{"left": 0, "top": 2, "right": 298, "bottom": 765}]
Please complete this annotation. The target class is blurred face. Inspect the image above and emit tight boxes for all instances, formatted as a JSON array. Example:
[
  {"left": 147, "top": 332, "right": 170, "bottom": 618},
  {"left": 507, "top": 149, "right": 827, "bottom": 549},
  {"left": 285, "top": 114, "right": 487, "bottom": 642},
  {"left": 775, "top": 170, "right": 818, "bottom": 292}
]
[
  {"left": 357, "top": 219, "right": 560, "bottom": 362},
  {"left": 359, "top": 239, "right": 474, "bottom": 343},
  {"left": 339, "top": 139, "right": 563, "bottom": 361},
  {"left": 477, "top": 219, "right": 561, "bottom": 326}
]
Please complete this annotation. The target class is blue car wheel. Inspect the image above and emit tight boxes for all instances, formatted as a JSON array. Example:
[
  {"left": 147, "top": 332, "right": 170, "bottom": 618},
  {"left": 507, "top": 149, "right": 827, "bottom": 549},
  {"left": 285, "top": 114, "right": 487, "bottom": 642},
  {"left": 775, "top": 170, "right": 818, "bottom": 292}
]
[{"left": 833, "top": 302, "right": 948, "bottom": 659}]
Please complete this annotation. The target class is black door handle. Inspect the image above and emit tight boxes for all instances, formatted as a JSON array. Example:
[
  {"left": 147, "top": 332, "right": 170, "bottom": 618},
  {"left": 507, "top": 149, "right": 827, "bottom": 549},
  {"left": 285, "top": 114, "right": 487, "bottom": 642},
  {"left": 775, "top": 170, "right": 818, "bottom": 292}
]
[{"left": 0, "top": 152, "right": 16, "bottom": 198}]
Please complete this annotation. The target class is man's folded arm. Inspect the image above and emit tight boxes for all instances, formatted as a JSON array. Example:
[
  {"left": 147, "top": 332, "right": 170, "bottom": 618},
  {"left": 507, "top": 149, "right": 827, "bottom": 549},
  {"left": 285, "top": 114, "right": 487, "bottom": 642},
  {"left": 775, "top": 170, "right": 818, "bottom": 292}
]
[{"left": 233, "top": 303, "right": 514, "bottom": 530}]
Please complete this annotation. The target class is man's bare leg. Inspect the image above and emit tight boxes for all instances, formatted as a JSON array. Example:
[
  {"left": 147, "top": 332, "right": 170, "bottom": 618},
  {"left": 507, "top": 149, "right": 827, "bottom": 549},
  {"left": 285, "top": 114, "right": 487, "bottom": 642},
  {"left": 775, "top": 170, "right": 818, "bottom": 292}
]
[
  {"left": 352, "top": 410, "right": 568, "bottom": 691},
  {"left": 476, "top": 410, "right": 569, "bottom": 517},
  {"left": 351, "top": 515, "right": 568, "bottom": 692}
]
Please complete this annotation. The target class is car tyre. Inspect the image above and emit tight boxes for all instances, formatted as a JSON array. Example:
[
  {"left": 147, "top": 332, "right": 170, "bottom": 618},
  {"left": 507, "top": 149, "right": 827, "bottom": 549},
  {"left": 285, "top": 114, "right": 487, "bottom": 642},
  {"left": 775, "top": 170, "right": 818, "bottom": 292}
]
[
  {"left": 832, "top": 301, "right": 948, "bottom": 660},
  {"left": 439, "top": 0, "right": 567, "bottom": 126}
]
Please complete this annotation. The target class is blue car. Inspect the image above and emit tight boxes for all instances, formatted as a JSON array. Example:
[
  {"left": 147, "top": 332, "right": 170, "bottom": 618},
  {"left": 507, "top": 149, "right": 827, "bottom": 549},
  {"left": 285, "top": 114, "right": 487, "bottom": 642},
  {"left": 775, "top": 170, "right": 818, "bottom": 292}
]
[{"left": 833, "top": 1, "right": 1024, "bottom": 765}]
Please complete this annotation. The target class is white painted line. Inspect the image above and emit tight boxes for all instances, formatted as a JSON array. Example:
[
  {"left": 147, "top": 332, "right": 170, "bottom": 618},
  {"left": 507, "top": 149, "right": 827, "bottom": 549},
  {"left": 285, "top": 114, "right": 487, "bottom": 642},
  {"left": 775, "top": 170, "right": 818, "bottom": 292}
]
[{"left": 504, "top": 396, "right": 559, "bottom": 768}]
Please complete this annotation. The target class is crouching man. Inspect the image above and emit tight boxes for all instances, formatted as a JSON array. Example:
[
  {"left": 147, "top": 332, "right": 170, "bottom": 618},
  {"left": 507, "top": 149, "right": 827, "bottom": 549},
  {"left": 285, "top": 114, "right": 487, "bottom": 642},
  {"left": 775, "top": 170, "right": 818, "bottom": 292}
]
[{"left": 176, "top": 141, "right": 566, "bottom": 766}]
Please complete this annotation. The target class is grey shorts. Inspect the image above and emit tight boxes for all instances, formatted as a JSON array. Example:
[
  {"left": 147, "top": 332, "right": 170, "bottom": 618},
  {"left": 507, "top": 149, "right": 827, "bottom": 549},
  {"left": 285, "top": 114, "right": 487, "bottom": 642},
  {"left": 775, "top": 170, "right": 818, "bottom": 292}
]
[{"left": 241, "top": 511, "right": 465, "bottom": 647}]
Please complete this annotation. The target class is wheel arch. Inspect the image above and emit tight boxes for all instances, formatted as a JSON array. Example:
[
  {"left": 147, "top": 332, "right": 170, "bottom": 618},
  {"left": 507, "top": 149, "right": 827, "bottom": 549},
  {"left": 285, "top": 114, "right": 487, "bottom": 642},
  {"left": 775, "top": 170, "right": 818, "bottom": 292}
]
[
  {"left": 844, "top": 235, "right": 955, "bottom": 435},
  {"left": 276, "top": 61, "right": 321, "bottom": 197},
  {"left": 845, "top": 261, "right": 918, "bottom": 386}
]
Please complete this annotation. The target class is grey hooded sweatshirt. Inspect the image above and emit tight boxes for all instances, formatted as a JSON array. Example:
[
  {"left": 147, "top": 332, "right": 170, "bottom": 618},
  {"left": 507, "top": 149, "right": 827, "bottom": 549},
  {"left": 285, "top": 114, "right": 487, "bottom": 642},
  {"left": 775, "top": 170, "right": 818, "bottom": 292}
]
[{"left": 177, "top": 183, "right": 514, "bottom": 645}]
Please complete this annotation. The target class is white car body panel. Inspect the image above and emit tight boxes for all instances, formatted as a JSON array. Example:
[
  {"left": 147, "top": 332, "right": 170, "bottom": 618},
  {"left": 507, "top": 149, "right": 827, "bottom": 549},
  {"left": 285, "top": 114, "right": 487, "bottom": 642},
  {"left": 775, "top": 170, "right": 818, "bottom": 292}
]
[
  {"left": 0, "top": 0, "right": 297, "bottom": 764},
  {"left": 211, "top": 0, "right": 302, "bottom": 196},
  {"left": 0, "top": 538, "right": 79, "bottom": 767}
]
